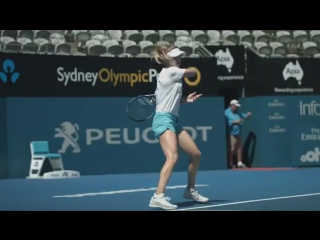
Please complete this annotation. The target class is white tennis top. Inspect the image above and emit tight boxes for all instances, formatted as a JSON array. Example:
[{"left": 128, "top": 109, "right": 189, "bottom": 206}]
[{"left": 154, "top": 66, "right": 185, "bottom": 117}]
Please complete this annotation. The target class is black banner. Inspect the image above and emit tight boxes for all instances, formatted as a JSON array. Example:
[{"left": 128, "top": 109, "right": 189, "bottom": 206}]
[
  {"left": 205, "top": 45, "right": 245, "bottom": 88},
  {"left": 264, "top": 58, "right": 320, "bottom": 95},
  {"left": 246, "top": 51, "right": 320, "bottom": 96},
  {"left": 0, "top": 52, "right": 218, "bottom": 97}
]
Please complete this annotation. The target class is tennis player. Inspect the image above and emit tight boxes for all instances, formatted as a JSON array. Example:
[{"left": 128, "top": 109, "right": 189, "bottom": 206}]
[{"left": 148, "top": 45, "right": 209, "bottom": 210}]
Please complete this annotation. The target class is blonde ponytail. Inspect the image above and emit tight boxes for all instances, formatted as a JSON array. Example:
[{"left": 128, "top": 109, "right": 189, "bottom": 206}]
[{"left": 151, "top": 44, "right": 177, "bottom": 65}]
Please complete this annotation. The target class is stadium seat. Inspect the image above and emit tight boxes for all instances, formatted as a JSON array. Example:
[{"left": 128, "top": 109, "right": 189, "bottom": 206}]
[{"left": 1, "top": 30, "right": 320, "bottom": 57}]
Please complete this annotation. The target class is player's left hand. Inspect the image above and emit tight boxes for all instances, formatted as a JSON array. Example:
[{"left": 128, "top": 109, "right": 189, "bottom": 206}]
[{"left": 187, "top": 92, "right": 202, "bottom": 102}]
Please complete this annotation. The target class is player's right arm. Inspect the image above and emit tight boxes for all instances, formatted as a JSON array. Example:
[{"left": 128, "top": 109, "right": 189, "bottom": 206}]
[
  {"left": 182, "top": 68, "right": 197, "bottom": 78},
  {"left": 225, "top": 110, "right": 241, "bottom": 125},
  {"left": 169, "top": 67, "right": 197, "bottom": 81}
]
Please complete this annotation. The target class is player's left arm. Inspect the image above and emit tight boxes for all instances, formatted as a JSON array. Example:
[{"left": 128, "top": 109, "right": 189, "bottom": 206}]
[
  {"left": 181, "top": 92, "right": 202, "bottom": 104},
  {"left": 240, "top": 112, "right": 252, "bottom": 123},
  {"left": 241, "top": 112, "right": 252, "bottom": 118}
]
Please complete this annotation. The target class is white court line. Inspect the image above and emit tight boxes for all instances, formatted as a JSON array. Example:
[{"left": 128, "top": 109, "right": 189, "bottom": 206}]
[
  {"left": 53, "top": 184, "right": 208, "bottom": 198},
  {"left": 174, "top": 192, "right": 320, "bottom": 211},
  {"left": 203, "top": 210, "right": 244, "bottom": 211}
]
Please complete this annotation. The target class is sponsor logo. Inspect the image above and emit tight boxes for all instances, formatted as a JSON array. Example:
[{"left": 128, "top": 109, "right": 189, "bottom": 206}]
[
  {"left": 301, "top": 147, "right": 320, "bottom": 162},
  {"left": 269, "top": 125, "right": 286, "bottom": 133},
  {"left": 268, "top": 112, "right": 285, "bottom": 120},
  {"left": 299, "top": 101, "right": 320, "bottom": 116},
  {"left": 56, "top": 67, "right": 201, "bottom": 87},
  {"left": 301, "top": 128, "right": 320, "bottom": 141},
  {"left": 0, "top": 59, "right": 20, "bottom": 83},
  {"left": 215, "top": 48, "right": 244, "bottom": 81},
  {"left": 54, "top": 122, "right": 81, "bottom": 153},
  {"left": 216, "top": 48, "right": 234, "bottom": 73},
  {"left": 268, "top": 99, "right": 285, "bottom": 107},
  {"left": 275, "top": 60, "right": 313, "bottom": 93},
  {"left": 283, "top": 60, "right": 303, "bottom": 85},
  {"left": 43, "top": 170, "right": 80, "bottom": 179},
  {"left": 54, "top": 122, "right": 213, "bottom": 154}
]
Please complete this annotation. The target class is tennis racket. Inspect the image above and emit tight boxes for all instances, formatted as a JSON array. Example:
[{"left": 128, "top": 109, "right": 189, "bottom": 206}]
[{"left": 126, "top": 94, "right": 156, "bottom": 122}]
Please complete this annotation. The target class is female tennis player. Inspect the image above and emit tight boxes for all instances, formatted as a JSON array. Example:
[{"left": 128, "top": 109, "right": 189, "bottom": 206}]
[{"left": 149, "top": 45, "right": 209, "bottom": 210}]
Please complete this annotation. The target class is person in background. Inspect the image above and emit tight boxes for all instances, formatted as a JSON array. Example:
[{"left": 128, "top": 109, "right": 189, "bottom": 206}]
[{"left": 225, "top": 100, "right": 252, "bottom": 169}]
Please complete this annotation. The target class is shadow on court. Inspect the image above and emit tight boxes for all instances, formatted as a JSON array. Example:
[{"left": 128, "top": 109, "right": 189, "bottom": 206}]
[
  {"left": 176, "top": 199, "right": 227, "bottom": 207},
  {"left": 151, "top": 199, "right": 227, "bottom": 210}
]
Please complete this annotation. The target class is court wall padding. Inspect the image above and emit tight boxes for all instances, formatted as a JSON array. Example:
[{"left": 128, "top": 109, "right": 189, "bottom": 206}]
[
  {"left": 0, "top": 97, "right": 227, "bottom": 179},
  {"left": 240, "top": 96, "right": 320, "bottom": 168}
]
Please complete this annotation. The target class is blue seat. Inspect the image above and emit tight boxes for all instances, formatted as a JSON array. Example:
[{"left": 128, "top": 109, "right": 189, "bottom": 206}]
[
  {"left": 28, "top": 141, "right": 64, "bottom": 178},
  {"left": 34, "top": 153, "right": 61, "bottom": 159}
]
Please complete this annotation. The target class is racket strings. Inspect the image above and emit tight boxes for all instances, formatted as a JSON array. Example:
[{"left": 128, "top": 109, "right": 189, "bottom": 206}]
[
  {"left": 138, "top": 97, "right": 156, "bottom": 106},
  {"left": 127, "top": 96, "right": 156, "bottom": 121}
]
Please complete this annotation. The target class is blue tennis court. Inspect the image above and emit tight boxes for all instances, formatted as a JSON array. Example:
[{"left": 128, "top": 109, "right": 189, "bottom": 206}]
[{"left": 1, "top": 168, "right": 319, "bottom": 211}]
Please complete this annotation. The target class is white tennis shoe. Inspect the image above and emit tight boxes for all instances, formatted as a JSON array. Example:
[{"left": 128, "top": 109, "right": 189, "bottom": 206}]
[
  {"left": 237, "top": 162, "right": 247, "bottom": 168},
  {"left": 183, "top": 188, "right": 209, "bottom": 202},
  {"left": 149, "top": 193, "right": 178, "bottom": 210}
]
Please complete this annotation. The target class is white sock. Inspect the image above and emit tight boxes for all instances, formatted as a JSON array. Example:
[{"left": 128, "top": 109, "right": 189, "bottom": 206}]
[{"left": 154, "top": 193, "right": 164, "bottom": 198}]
